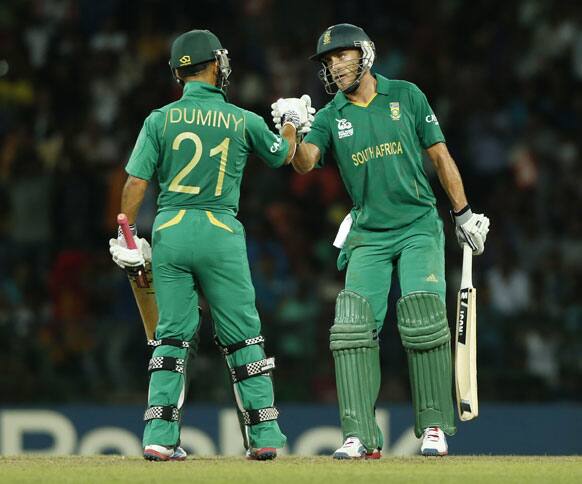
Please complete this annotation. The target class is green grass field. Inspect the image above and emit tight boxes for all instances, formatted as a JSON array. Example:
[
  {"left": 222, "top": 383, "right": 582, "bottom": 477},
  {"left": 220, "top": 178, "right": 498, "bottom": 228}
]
[{"left": 0, "top": 456, "right": 580, "bottom": 483}]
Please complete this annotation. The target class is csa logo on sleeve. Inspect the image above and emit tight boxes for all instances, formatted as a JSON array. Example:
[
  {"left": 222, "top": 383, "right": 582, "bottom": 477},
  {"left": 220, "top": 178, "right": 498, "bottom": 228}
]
[
  {"left": 336, "top": 118, "right": 353, "bottom": 138},
  {"left": 389, "top": 102, "right": 401, "bottom": 121}
]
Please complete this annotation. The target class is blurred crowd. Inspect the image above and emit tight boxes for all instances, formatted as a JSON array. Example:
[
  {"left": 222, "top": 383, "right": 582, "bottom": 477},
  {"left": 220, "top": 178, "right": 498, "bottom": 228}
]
[{"left": 0, "top": 0, "right": 581, "bottom": 404}]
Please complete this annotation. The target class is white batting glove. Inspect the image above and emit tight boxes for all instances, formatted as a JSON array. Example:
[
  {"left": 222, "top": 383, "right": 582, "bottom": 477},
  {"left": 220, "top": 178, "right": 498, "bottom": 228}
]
[
  {"left": 298, "top": 94, "right": 316, "bottom": 136},
  {"left": 452, "top": 206, "right": 490, "bottom": 255},
  {"left": 271, "top": 95, "right": 316, "bottom": 135},
  {"left": 109, "top": 236, "right": 152, "bottom": 269}
]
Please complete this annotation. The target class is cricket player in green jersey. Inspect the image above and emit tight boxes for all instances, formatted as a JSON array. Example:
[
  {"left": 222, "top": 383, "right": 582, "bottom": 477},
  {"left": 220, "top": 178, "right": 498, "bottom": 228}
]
[
  {"left": 272, "top": 23, "right": 490, "bottom": 457},
  {"left": 108, "top": 29, "right": 312, "bottom": 461}
]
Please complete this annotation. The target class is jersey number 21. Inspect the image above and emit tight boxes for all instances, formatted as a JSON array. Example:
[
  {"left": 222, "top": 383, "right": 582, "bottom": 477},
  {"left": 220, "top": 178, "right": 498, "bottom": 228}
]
[{"left": 169, "top": 132, "right": 230, "bottom": 196}]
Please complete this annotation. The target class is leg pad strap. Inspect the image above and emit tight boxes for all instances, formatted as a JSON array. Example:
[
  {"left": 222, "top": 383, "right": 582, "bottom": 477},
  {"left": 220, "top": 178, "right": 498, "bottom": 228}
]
[
  {"left": 217, "top": 336, "right": 265, "bottom": 355},
  {"left": 144, "top": 405, "right": 180, "bottom": 422},
  {"left": 148, "top": 356, "right": 185, "bottom": 374},
  {"left": 230, "top": 357, "right": 275, "bottom": 383},
  {"left": 241, "top": 406, "right": 279, "bottom": 426},
  {"left": 148, "top": 338, "right": 190, "bottom": 349}
]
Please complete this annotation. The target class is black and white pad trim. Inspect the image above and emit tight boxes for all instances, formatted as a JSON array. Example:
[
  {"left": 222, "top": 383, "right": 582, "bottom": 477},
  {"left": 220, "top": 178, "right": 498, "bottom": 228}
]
[
  {"left": 218, "top": 336, "right": 265, "bottom": 355},
  {"left": 148, "top": 356, "right": 185, "bottom": 374},
  {"left": 148, "top": 338, "right": 190, "bottom": 349},
  {"left": 230, "top": 357, "right": 275, "bottom": 383},
  {"left": 241, "top": 406, "right": 279, "bottom": 426},
  {"left": 144, "top": 405, "right": 180, "bottom": 422}
]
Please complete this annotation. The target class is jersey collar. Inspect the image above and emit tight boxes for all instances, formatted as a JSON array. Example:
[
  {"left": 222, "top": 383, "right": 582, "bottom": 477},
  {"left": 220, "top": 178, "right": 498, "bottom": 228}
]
[
  {"left": 182, "top": 81, "right": 227, "bottom": 102},
  {"left": 332, "top": 73, "right": 390, "bottom": 110}
]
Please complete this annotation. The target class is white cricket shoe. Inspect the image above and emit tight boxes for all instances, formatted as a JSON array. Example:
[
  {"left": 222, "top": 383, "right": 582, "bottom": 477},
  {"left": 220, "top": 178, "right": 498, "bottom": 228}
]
[
  {"left": 143, "top": 444, "right": 187, "bottom": 461},
  {"left": 332, "top": 437, "right": 382, "bottom": 460},
  {"left": 420, "top": 427, "right": 448, "bottom": 456}
]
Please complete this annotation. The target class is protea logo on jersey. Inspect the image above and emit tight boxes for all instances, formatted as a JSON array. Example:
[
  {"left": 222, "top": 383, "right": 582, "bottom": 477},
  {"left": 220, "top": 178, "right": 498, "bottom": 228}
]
[
  {"left": 390, "top": 102, "right": 401, "bottom": 120},
  {"left": 352, "top": 141, "right": 404, "bottom": 166}
]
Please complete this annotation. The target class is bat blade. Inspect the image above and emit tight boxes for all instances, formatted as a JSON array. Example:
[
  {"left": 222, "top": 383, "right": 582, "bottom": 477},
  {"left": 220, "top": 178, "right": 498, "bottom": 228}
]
[
  {"left": 455, "top": 244, "right": 478, "bottom": 421},
  {"left": 127, "top": 264, "right": 158, "bottom": 340},
  {"left": 455, "top": 285, "right": 478, "bottom": 421},
  {"left": 117, "top": 213, "right": 158, "bottom": 340}
]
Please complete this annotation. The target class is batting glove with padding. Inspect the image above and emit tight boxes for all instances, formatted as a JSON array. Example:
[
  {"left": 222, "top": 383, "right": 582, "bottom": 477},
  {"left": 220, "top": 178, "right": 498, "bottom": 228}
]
[
  {"left": 271, "top": 95, "right": 316, "bottom": 136},
  {"left": 452, "top": 206, "right": 490, "bottom": 255},
  {"left": 109, "top": 236, "right": 152, "bottom": 269}
]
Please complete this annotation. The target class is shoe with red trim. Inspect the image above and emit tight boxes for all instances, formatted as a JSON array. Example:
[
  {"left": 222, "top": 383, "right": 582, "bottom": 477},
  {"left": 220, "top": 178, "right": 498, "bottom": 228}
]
[
  {"left": 246, "top": 447, "right": 277, "bottom": 461},
  {"left": 366, "top": 448, "right": 382, "bottom": 459},
  {"left": 333, "top": 437, "right": 381, "bottom": 460},
  {"left": 421, "top": 427, "right": 448, "bottom": 456},
  {"left": 143, "top": 445, "right": 187, "bottom": 461}
]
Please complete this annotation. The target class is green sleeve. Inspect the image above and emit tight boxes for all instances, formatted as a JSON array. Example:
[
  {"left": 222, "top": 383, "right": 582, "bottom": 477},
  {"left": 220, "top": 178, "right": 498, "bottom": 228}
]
[
  {"left": 244, "top": 111, "right": 289, "bottom": 168},
  {"left": 125, "top": 111, "right": 163, "bottom": 180},
  {"left": 410, "top": 86, "right": 445, "bottom": 149},
  {"left": 304, "top": 108, "right": 332, "bottom": 167}
]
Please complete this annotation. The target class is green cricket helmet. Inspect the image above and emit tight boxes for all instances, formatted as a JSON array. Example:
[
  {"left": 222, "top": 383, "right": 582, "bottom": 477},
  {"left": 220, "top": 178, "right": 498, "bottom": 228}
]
[
  {"left": 169, "top": 29, "right": 231, "bottom": 90},
  {"left": 310, "top": 23, "right": 375, "bottom": 95}
]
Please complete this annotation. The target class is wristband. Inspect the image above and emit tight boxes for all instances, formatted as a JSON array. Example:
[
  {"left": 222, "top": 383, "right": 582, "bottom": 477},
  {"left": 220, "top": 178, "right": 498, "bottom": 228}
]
[
  {"left": 281, "top": 111, "right": 300, "bottom": 129},
  {"left": 452, "top": 205, "right": 472, "bottom": 226}
]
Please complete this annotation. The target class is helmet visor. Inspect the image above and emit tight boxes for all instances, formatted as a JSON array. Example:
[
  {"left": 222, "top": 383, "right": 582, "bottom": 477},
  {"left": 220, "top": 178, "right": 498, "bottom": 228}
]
[{"left": 215, "top": 48, "right": 232, "bottom": 90}]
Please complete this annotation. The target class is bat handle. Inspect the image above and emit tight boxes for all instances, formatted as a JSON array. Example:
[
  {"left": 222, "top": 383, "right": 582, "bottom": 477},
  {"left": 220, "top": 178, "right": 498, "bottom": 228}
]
[
  {"left": 117, "top": 213, "right": 149, "bottom": 288},
  {"left": 117, "top": 213, "right": 138, "bottom": 250},
  {"left": 461, "top": 244, "right": 473, "bottom": 289}
]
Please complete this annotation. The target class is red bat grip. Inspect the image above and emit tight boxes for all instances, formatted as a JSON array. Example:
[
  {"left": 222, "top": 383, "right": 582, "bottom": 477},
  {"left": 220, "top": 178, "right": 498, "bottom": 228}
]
[{"left": 117, "top": 213, "right": 138, "bottom": 249}]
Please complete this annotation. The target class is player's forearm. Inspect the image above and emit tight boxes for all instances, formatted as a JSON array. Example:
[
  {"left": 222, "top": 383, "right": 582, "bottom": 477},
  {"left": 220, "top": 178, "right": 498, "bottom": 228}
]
[
  {"left": 428, "top": 144, "right": 468, "bottom": 211},
  {"left": 436, "top": 159, "right": 467, "bottom": 211},
  {"left": 121, "top": 175, "right": 149, "bottom": 224},
  {"left": 291, "top": 142, "right": 320, "bottom": 174},
  {"left": 281, "top": 124, "right": 297, "bottom": 165}
]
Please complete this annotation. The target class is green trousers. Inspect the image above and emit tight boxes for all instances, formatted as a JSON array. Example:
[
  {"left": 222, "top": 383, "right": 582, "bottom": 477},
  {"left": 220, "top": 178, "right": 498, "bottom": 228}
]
[
  {"left": 143, "top": 208, "right": 286, "bottom": 450},
  {"left": 342, "top": 210, "right": 446, "bottom": 327}
]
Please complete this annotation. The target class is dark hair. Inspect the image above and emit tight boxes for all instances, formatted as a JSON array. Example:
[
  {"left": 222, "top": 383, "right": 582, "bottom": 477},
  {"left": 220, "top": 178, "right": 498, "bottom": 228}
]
[{"left": 176, "top": 60, "right": 213, "bottom": 78}]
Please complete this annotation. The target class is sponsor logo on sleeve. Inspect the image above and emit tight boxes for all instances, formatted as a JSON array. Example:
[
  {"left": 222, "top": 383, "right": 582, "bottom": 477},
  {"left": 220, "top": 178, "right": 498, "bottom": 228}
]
[
  {"left": 270, "top": 135, "right": 282, "bottom": 153},
  {"left": 425, "top": 114, "right": 439, "bottom": 125}
]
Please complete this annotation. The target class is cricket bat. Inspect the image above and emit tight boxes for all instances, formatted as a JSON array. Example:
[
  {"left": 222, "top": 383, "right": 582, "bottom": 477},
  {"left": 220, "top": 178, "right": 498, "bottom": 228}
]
[
  {"left": 117, "top": 213, "right": 158, "bottom": 340},
  {"left": 455, "top": 243, "right": 478, "bottom": 421}
]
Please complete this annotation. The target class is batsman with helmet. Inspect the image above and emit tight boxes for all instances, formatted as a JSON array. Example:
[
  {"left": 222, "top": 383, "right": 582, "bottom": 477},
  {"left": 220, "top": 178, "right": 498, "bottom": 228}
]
[
  {"left": 271, "top": 24, "right": 490, "bottom": 457},
  {"left": 108, "top": 29, "right": 312, "bottom": 461}
]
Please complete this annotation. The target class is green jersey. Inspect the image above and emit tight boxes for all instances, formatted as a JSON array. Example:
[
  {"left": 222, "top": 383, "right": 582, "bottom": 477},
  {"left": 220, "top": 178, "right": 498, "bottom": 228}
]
[
  {"left": 305, "top": 74, "right": 445, "bottom": 230},
  {"left": 126, "top": 81, "right": 289, "bottom": 215}
]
